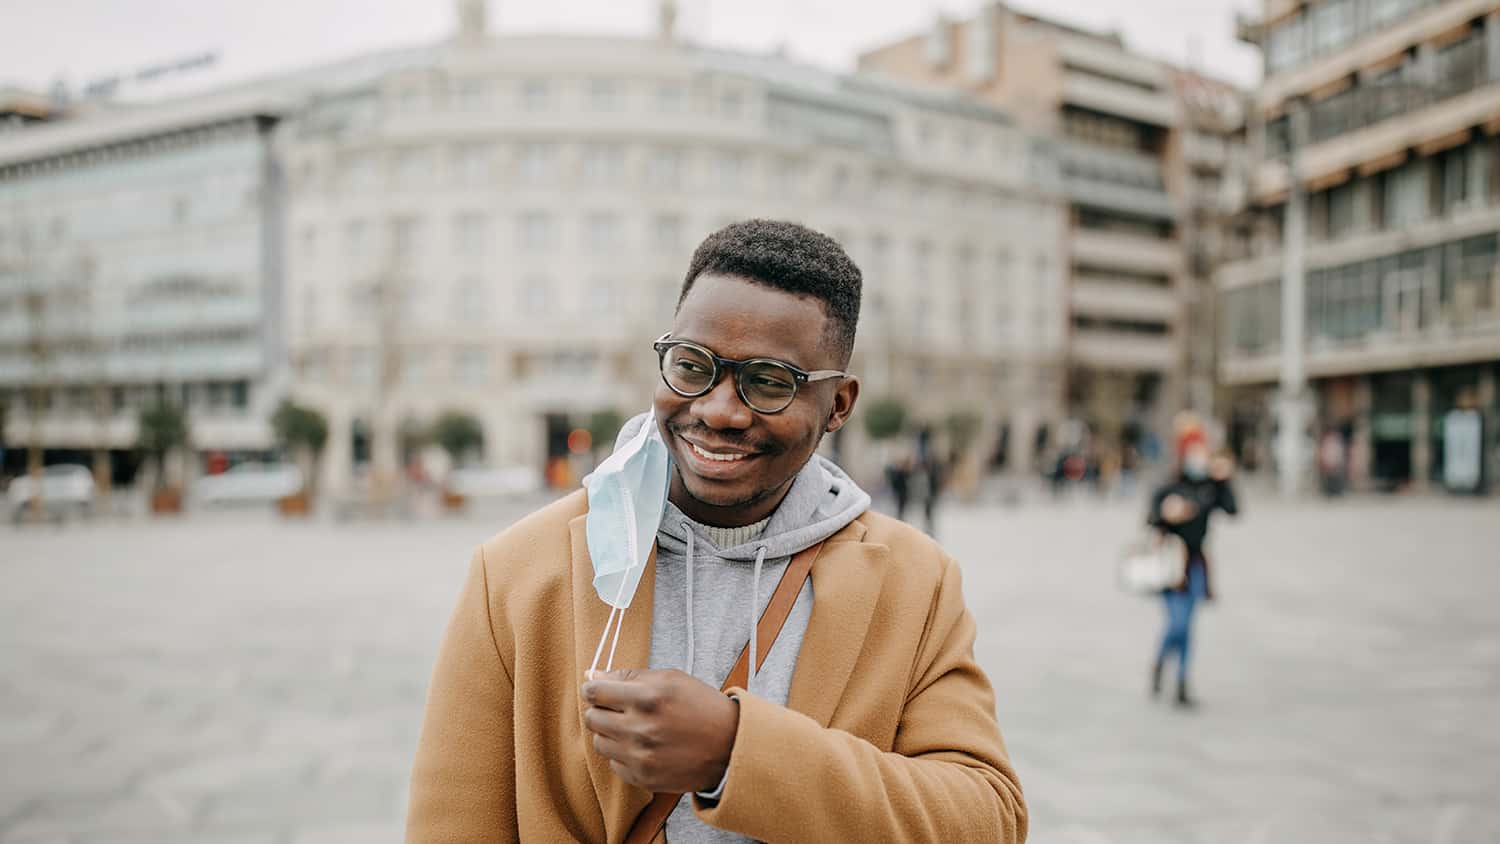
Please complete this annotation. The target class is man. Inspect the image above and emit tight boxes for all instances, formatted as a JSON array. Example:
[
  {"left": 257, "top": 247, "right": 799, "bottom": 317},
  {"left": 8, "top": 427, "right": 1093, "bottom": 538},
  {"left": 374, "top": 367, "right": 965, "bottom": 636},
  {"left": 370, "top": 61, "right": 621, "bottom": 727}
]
[{"left": 407, "top": 220, "right": 1027, "bottom": 842}]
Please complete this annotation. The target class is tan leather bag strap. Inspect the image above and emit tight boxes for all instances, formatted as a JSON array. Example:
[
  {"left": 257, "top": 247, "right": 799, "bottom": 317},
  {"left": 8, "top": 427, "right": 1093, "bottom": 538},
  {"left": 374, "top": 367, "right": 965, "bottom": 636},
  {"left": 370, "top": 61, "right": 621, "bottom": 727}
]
[{"left": 621, "top": 541, "right": 822, "bottom": 844}]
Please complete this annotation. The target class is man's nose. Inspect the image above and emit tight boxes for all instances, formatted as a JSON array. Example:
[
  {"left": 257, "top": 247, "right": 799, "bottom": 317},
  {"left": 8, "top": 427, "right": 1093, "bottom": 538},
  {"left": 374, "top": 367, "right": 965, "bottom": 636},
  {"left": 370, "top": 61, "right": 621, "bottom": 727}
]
[{"left": 692, "top": 372, "right": 753, "bottom": 430}]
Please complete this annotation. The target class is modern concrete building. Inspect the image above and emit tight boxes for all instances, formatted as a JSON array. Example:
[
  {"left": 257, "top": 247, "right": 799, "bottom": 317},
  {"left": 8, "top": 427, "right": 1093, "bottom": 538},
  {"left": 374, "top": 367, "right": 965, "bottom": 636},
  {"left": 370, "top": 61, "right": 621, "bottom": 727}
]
[
  {"left": 1225, "top": 0, "right": 1500, "bottom": 492},
  {"left": 0, "top": 92, "right": 287, "bottom": 484},
  {"left": 860, "top": 3, "right": 1245, "bottom": 458},
  {"left": 2, "top": 2, "right": 1069, "bottom": 495}
]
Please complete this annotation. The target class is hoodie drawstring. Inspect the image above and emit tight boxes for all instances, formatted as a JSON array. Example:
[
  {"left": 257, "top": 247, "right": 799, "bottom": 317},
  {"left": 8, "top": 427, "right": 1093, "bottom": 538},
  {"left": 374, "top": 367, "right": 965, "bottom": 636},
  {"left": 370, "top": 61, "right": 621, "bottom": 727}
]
[
  {"left": 748, "top": 545, "right": 767, "bottom": 692},
  {"left": 681, "top": 521, "right": 696, "bottom": 676}
]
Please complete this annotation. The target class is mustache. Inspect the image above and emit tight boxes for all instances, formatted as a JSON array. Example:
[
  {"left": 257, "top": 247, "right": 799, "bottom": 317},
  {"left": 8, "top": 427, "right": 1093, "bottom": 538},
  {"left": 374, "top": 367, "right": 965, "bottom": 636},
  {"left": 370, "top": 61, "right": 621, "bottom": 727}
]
[{"left": 665, "top": 421, "right": 781, "bottom": 455}]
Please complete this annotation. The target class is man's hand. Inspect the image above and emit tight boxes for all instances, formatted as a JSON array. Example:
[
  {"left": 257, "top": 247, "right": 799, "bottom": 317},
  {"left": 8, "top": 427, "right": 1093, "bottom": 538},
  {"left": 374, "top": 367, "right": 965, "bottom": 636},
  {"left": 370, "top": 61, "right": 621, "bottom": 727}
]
[{"left": 581, "top": 668, "right": 740, "bottom": 794}]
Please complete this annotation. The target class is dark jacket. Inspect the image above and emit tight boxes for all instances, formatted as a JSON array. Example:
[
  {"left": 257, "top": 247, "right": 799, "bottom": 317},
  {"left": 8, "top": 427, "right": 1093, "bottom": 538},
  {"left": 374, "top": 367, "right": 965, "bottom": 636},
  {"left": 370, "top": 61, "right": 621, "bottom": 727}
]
[{"left": 1149, "top": 476, "right": 1238, "bottom": 594}]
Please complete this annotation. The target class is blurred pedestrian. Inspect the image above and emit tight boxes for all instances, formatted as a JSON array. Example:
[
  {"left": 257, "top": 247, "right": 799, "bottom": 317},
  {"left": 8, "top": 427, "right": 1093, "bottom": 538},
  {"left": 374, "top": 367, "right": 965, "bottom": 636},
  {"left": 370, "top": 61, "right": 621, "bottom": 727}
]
[
  {"left": 1147, "top": 424, "right": 1239, "bottom": 708},
  {"left": 885, "top": 454, "right": 913, "bottom": 521},
  {"left": 1317, "top": 428, "right": 1347, "bottom": 497}
]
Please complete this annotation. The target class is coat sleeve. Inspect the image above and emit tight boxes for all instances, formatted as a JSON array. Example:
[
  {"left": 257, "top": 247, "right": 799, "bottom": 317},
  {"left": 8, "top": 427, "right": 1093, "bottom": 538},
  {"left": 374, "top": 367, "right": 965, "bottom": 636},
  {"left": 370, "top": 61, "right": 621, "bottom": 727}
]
[
  {"left": 692, "top": 557, "right": 1027, "bottom": 843},
  {"left": 406, "top": 548, "right": 519, "bottom": 843}
]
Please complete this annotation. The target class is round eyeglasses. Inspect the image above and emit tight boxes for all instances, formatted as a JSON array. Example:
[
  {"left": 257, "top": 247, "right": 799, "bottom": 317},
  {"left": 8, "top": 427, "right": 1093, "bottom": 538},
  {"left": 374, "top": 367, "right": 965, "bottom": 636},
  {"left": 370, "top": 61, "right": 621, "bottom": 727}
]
[{"left": 653, "top": 333, "right": 846, "bottom": 414}]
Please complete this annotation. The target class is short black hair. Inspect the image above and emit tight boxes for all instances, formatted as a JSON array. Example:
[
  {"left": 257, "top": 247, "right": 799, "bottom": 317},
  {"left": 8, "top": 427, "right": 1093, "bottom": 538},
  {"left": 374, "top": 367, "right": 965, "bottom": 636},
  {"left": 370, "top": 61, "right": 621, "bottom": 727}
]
[{"left": 680, "top": 219, "right": 862, "bottom": 365}]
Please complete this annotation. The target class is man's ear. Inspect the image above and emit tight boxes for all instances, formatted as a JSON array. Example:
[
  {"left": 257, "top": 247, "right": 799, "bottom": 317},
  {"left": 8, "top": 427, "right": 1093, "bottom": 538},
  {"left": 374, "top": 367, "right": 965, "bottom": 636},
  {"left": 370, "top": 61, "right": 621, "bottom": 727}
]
[{"left": 825, "top": 376, "right": 860, "bottom": 433}]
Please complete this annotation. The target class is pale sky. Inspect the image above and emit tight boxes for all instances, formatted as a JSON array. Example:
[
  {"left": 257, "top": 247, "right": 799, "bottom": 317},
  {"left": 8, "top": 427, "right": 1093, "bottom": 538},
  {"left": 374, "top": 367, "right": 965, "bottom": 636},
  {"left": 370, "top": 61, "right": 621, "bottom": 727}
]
[{"left": 2, "top": 0, "right": 1262, "bottom": 101}]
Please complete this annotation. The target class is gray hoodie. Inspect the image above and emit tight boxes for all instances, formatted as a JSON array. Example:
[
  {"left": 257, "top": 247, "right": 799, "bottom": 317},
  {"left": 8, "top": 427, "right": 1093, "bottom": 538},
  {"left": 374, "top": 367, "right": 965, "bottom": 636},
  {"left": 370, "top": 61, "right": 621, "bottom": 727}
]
[{"left": 611, "top": 413, "right": 871, "bottom": 843}]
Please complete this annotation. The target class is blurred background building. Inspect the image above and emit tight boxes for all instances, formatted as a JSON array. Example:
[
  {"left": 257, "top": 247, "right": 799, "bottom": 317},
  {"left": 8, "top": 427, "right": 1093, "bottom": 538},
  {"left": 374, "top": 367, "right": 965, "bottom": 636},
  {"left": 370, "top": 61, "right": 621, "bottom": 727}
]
[
  {"left": 859, "top": 3, "right": 1249, "bottom": 463},
  {"left": 1223, "top": 0, "right": 1500, "bottom": 492},
  {"left": 0, "top": 93, "right": 286, "bottom": 490},
  {"left": 1, "top": 0, "right": 1069, "bottom": 498}
]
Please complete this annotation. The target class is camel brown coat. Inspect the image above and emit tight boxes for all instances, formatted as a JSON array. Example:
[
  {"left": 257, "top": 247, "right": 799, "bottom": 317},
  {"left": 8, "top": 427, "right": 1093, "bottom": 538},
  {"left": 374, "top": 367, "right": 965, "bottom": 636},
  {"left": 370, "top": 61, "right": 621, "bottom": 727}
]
[{"left": 406, "top": 490, "right": 1027, "bottom": 843}]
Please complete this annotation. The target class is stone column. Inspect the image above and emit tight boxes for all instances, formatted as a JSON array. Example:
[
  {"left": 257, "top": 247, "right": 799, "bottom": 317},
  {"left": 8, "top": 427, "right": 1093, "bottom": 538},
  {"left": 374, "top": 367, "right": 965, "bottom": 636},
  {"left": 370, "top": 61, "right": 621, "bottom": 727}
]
[
  {"left": 322, "top": 405, "right": 352, "bottom": 500},
  {"left": 1411, "top": 372, "right": 1432, "bottom": 492}
]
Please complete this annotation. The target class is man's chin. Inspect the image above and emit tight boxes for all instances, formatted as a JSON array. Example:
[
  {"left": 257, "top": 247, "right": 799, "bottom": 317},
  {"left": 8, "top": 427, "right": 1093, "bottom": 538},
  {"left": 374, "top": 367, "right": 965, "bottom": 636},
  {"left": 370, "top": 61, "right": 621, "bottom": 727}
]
[{"left": 679, "top": 476, "right": 763, "bottom": 511}]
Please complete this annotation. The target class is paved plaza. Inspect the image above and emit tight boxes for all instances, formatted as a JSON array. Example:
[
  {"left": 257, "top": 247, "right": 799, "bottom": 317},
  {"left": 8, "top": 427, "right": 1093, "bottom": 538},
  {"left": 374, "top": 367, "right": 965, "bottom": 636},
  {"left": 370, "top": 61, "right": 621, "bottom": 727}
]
[{"left": 1, "top": 491, "right": 1497, "bottom": 843}]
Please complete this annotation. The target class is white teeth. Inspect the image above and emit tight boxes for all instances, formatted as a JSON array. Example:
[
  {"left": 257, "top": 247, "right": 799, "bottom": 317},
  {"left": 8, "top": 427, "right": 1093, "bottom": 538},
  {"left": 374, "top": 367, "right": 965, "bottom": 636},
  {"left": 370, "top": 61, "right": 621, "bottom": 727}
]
[{"left": 689, "top": 442, "right": 747, "bottom": 463}]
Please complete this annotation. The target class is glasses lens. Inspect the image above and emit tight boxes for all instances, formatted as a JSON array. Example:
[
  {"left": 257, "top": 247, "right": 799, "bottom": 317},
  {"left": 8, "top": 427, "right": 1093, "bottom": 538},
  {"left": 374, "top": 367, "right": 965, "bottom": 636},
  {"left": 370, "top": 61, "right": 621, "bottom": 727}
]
[
  {"left": 662, "top": 344, "right": 716, "bottom": 395},
  {"left": 740, "top": 361, "right": 798, "bottom": 412}
]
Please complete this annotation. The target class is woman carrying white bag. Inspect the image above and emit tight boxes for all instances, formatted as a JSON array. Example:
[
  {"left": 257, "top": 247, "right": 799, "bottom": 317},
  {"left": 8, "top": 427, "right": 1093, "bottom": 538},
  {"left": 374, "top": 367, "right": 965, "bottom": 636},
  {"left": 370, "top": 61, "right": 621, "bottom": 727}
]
[{"left": 1141, "top": 419, "right": 1239, "bottom": 709}]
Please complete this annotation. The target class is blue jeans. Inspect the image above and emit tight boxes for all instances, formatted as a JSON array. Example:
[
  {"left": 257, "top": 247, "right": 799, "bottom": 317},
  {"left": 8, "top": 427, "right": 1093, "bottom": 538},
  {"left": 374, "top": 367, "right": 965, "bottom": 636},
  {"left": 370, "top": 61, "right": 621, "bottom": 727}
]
[{"left": 1157, "top": 562, "right": 1207, "bottom": 683}]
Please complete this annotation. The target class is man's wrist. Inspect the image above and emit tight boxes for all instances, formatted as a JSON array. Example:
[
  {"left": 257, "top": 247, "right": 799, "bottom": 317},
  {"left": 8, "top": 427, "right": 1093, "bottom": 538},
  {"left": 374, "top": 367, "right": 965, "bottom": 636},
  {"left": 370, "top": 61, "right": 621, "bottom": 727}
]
[{"left": 699, "top": 694, "right": 740, "bottom": 795}]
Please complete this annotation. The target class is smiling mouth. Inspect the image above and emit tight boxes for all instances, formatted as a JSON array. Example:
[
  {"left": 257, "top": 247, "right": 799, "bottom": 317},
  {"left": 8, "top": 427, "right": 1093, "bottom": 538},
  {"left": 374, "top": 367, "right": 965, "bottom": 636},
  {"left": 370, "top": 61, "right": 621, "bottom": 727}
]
[{"left": 685, "top": 440, "right": 754, "bottom": 463}]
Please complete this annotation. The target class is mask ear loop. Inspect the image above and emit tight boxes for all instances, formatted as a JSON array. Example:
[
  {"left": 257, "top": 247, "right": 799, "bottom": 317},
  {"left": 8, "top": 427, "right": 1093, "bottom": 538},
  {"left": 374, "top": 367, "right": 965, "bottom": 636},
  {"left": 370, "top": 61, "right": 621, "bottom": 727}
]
[{"left": 589, "top": 485, "right": 640, "bottom": 676}]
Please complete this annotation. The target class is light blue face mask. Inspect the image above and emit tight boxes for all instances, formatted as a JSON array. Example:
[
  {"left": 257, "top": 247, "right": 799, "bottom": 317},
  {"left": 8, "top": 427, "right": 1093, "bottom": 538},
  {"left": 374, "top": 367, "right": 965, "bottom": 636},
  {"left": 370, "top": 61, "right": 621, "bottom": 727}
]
[{"left": 581, "top": 411, "right": 671, "bottom": 674}]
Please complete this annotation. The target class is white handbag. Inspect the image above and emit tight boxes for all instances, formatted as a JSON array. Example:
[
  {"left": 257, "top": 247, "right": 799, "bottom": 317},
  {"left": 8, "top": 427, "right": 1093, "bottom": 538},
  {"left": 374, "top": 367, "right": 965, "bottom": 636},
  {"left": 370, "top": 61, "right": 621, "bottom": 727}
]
[{"left": 1118, "top": 531, "right": 1187, "bottom": 594}]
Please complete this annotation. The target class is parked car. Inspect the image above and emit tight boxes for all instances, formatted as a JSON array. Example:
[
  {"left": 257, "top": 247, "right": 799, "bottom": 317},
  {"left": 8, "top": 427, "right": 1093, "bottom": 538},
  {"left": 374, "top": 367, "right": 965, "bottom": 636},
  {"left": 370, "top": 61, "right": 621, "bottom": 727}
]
[
  {"left": 7, "top": 464, "right": 96, "bottom": 523},
  {"left": 444, "top": 465, "right": 542, "bottom": 499},
  {"left": 194, "top": 462, "right": 303, "bottom": 506}
]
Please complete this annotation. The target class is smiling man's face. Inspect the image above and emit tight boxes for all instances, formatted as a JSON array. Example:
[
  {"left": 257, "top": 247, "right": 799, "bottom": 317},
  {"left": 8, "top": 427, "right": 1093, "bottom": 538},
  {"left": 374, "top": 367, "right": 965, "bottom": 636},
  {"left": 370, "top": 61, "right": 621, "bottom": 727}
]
[{"left": 653, "top": 272, "right": 859, "bottom": 527}]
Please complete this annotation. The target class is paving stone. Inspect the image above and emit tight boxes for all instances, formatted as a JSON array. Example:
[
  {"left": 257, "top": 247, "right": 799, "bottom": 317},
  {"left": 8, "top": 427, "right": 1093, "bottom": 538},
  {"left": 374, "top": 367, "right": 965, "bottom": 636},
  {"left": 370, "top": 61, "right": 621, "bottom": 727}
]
[{"left": 1, "top": 495, "right": 1494, "bottom": 841}]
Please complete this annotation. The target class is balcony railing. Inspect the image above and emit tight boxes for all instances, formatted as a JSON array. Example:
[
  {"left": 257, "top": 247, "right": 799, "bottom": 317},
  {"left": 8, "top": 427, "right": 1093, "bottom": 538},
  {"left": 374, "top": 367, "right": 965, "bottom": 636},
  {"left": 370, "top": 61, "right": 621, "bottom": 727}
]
[{"left": 1265, "top": 35, "right": 1495, "bottom": 156}]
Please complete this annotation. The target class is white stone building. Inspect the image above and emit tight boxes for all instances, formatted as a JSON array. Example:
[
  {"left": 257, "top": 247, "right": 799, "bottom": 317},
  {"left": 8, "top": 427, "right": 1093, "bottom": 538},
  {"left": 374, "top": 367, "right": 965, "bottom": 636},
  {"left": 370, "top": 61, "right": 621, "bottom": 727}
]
[{"left": 281, "top": 24, "right": 1067, "bottom": 493}]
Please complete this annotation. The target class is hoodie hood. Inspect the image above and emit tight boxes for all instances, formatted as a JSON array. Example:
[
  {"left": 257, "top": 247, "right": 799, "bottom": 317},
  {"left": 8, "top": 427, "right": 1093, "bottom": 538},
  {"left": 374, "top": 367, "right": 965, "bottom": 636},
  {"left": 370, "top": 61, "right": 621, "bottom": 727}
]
[{"left": 612, "top": 411, "right": 871, "bottom": 559}]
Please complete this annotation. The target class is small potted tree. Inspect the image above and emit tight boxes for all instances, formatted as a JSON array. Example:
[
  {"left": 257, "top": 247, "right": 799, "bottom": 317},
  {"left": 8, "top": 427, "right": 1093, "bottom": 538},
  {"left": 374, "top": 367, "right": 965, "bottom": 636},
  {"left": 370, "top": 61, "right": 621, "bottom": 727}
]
[
  {"left": 138, "top": 400, "right": 189, "bottom": 514},
  {"left": 271, "top": 400, "right": 328, "bottom": 517},
  {"left": 431, "top": 411, "right": 484, "bottom": 511},
  {"left": 585, "top": 409, "right": 625, "bottom": 464}
]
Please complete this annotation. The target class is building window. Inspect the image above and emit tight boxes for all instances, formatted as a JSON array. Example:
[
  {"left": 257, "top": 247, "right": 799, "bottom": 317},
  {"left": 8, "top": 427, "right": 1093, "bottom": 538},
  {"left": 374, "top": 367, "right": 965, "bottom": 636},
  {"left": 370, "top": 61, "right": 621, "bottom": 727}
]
[
  {"left": 581, "top": 144, "right": 626, "bottom": 186},
  {"left": 589, "top": 78, "right": 622, "bottom": 111},
  {"left": 585, "top": 213, "right": 623, "bottom": 253},
  {"left": 657, "top": 279, "right": 681, "bottom": 318},
  {"left": 1437, "top": 145, "right": 1471, "bottom": 216},
  {"left": 350, "top": 349, "right": 377, "bottom": 385},
  {"left": 344, "top": 220, "right": 367, "bottom": 258},
  {"left": 720, "top": 89, "right": 744, "bottom": 118},
  {"left": 716, "top": 151, "right": 747, "bottom": 191},
  {"left": 393, "top": 147, "right": 434, "bottom": 189},
  {"left": 390, "top": 217, "right": 422, "bottom": 258},
  {"left": 521, "top": 280, "right": 552, "bottom": 314},
  {"left": 653, "top": 214, "right": 683, "bottom": 253},
  {"left": 454, "top": 76, "right": 491, "bottom": 111},
  {"left": 585, "top": 278, "right": 616, "bottom": 313},
  {"left": 518, "top": 142, "right": 557, "bottom": 185},
  {"left": 453, "top": 213, "right": 488, "bottom": 257},
  {"left": 912, "top": 240, "right": 933, "bottom": 283},
  {"left": 453, "top": 144, "right": 493, "bottom": 184},
  {"left": 342, "top": 153, "right": 377, "bottom": 191},
  {"left": 647, "top": 148, "right": 684, "bottom": 189},
  {"left": 452, "top": 278, "right": 488, "bottom": 323},
  {"left": 404, "top": 349, "right": 431, "bottom": 384},
  {"left": 1326, "top": 181, "right": 1356, "bottom": 240},
  {"left": 517, "top": 212, "right": 554, "bottom": 251},
  {"left": 456, "top": 347, "right": 490, "bottom": 384},
  {"left": 520, "top": 78, "right": 551, "bottom": 111},
  {"left": 657, "top": 82, "right": 684, "bottom": 113},
  {"left": 1381, "top": 160, "right": 1427, "bottom": 229}
]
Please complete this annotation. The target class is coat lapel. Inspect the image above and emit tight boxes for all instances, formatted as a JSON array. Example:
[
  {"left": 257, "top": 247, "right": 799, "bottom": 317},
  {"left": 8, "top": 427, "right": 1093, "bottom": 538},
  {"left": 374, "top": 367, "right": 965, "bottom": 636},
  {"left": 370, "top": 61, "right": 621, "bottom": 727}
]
[
  {"left": 569, "top": 513, "right": 655, "bottom": 838},
  {"left": 787, "top": 519, "right": 890, "bottom": 728}
]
